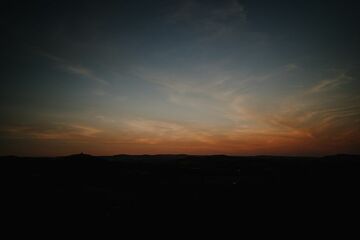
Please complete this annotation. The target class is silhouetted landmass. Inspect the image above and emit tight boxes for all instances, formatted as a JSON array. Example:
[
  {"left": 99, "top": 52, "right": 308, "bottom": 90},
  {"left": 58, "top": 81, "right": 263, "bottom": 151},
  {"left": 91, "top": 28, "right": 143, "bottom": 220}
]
[{"left": 2, "top": 154, "right": 360, "bottom": 218}]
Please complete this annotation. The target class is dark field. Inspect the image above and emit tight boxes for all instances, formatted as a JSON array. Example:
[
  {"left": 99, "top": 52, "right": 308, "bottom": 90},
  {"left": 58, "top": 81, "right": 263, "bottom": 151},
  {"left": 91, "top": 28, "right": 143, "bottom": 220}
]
[{"left": 2, "top": 154, "right": 360, "bottom": 218}]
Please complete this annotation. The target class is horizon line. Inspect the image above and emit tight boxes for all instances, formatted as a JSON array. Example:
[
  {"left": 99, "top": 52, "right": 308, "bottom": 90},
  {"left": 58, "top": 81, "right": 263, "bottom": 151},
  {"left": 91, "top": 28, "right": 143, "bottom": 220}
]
[{"left": 1, "top": 153, "right": 359, "bottom": 158}]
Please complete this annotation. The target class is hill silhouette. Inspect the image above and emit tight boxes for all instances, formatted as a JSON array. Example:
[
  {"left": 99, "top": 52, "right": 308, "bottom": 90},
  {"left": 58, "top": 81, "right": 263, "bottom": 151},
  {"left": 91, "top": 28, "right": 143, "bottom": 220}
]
[{"left": 2, "top": 154, "right": 360, "bottom": 218}]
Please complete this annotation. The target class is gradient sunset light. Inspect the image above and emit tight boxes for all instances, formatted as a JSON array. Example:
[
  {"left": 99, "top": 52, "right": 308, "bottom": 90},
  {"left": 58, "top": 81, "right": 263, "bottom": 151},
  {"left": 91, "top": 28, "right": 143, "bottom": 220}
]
[{"left": 1, "top": 0, "right": 359, "bottom": 156}]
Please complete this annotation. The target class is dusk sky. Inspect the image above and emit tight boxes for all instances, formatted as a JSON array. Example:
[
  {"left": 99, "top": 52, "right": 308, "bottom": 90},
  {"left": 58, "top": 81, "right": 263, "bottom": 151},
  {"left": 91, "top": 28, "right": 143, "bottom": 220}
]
[{"left": 1, "top": 0, "right": 359, "bottom": 156}]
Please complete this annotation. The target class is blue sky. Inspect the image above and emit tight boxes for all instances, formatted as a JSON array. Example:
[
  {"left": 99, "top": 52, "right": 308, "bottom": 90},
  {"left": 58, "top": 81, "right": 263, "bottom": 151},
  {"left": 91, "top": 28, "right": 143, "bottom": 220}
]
[{"left": 1, "top": 0, "right": 359, "bottom": 155}]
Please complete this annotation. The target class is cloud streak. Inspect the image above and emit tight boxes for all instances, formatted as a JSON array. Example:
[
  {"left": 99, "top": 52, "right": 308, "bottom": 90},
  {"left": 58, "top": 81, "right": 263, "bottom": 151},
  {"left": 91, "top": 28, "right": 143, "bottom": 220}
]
[
  {"left": 307, "top": 72, "right": 351, "bottom": 94},
  {"left": 39, "top": 51, "right": 109, "bottom": 85},
  {"left": 170, "top": 0, "right": 246, "bottom": 39},
  {"left": 1, "top": 123, "right": 102, "bottom": 140}
]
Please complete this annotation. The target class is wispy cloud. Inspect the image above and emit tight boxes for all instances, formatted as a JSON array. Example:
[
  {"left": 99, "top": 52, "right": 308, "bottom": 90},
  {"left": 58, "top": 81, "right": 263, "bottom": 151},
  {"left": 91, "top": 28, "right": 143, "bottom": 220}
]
[
  {"left": 170, "top": 0, "right": 246, "bottom": 39},
  {"left": 172, "top": 0, "right": 245, "bottom": 23},
  {"left": 60, "top": 65, "right": 109, "bottom": 85},
  {"left": 1, "top": 123, "right": 102, "bottom": 140},
  {"left": 268, "top": 94, "right": 360, "bottom": 143},
  {"left": 120, "top": 63, "right": 360, "bottom": 154},
  {"left": 124, "top": 119, "right": 217, "bottom": 144},
  {"left": 307, "top": 72, "right": 351, "bottom": 94},
  {"left": 38, "top": 51, "right": 109, "bottom": 85}
]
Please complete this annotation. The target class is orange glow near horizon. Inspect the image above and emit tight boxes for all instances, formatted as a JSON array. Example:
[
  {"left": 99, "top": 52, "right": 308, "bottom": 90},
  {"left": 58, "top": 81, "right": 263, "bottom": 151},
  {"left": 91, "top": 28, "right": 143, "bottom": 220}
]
[
  {"left": 2, "top": 115, "right": 359, "bottom": 156},
  {"left": 1, "top": 1, "right": 359, "bottom": 156}
]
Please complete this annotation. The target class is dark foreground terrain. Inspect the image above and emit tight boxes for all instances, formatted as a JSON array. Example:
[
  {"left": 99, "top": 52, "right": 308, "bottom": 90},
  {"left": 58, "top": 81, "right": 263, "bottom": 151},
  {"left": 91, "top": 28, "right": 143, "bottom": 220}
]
[{"left": 2, "top": 154, "right": 360, "bottom": 218}]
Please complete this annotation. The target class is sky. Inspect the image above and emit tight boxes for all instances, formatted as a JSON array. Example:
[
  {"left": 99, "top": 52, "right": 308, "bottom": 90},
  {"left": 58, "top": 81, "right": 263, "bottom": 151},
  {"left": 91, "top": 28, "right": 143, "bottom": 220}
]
[{"left": 1, "top": 0, "right": 359, "bottom": 156}]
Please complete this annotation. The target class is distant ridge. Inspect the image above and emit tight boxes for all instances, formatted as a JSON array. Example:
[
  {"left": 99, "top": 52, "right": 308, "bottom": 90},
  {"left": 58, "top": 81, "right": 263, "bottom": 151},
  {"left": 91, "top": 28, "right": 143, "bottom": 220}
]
[
  {"left": 113, "top": 154, "right": 190, "bottom": 157},
  {"left": 323, "top": 154, "right": 360, "bottom": 159},
  {"left": 65, "top": 153, "right": 94, "bottom": 158},
  {"left": 1, "top": 153, "right": 360, "bottom": 159}
]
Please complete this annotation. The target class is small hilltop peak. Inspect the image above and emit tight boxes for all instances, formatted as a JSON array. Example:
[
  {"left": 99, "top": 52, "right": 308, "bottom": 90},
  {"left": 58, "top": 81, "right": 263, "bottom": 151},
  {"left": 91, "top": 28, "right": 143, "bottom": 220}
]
[{"left": 66, "top": 152, "right": 93, "bottom": 158}]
